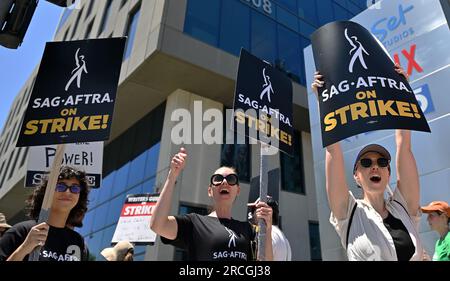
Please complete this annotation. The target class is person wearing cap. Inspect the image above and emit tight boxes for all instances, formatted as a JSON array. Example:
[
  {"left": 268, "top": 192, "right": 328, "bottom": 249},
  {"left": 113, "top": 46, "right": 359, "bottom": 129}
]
[
  {"left": 0, "top": 213, "right": 12, "bottom": 238},
  {"left": 0, "top": 166, "right": 90, "bottom": 261},
  {"left": 421, "top": 201, "right": 450, "bottom": 261},
  {"left": 312, "top": 65, "right": 424, "bottom": 261},
  {"left": 150, "top": 147, "right": 273, "bottom": 261},
  {"left": 101, "top": 241, "right": 134, "bottom": 261}
]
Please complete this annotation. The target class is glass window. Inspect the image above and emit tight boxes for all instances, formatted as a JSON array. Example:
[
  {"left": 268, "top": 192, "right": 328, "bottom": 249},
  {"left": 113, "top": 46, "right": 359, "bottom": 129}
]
[
  {"left": 111, "top": 162, "right": 130, "bottom": 197},
  {"left": 347, "top": 0, "right": 363, "bottom": 15},
  {"left": 106, "top": 193, "right": 127, "bottom": 226},
  {"left": 123, "top": 3, "right": 141, "bottom": 60},
  {"left": 276, "top": 0, "right": 297, "bottom": 13},
  {"left": 184, "top": 0, "right": 221, "bottom": 47},
  {"left": 87, "top": 231, "right": 103, "bottom": 261},
  {"left": 309, "top": 221, "right": 322, "bottom": 260},
  {"left": 98, "top": 0, "right": 113, "bottom": 36},
  {"left": 219, "top": 0, "right": 250, "bottom": 56},
  {"left": 333, "top": 2, "right": 349, "bottom": 21},
  {"left": 299, "top": 19, "right": 315, "bottom": 38},
  {"left": 144, "top": 143, "right": 160, "bottom": 179},
  {"left": 92, "top": 203, "right": 109, "bottom": 232},
  {"left": 280, "top": 130, "right": 305, "bottom": 194},
  {"left": 251, "top": 10, "right": 277, "bottom": 64},
  {"left": 276, "top": 6, "right": 298, "bottom": 32},
  {"left": 220, "top": 143, "right": 251, "bottom": 183},
  {"left": 298, "top": 0, "right": 318, "bottom": 26},
  {"left": 316, "top": 0, "right": 334, "bottom": 26},
  {"left": 127, "top": 151, "right": 147, "bottom": 187},
  {"left": 142, "top": 177, "right": 156, "bottom": 194},
  {"left": 79, "top": 210, "right": 94, "bottom": 236},
  {"left": 98, "top": 172, "right": 115, "bottom": 205},
  {"left": 100, "top": 224, "right": 117, "bottom": 251},
  {"left": 277, "top": 25, "right": 301, "bottom": 82}
]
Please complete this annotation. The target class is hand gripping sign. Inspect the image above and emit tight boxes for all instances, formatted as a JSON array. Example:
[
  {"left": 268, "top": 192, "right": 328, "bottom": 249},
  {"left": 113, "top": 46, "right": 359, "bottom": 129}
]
[{"left": 311, "top": 21, "right": 430, "bottom": 147}]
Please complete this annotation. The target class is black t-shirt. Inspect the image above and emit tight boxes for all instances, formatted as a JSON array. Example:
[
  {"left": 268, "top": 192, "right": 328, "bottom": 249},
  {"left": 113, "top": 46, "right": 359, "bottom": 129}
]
[
  {"left": 383, "top": 212, "right": 415, "bottom": 261},
  {"left": 161, "top": 213, "right": 256, "bottom": 261},
  {"left": 0, "top": 220, "right": 86, "bottom": 261}
]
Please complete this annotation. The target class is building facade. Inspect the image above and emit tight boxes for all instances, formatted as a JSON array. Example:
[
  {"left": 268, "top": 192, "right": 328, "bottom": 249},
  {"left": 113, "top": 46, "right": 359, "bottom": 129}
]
[{"left": 0, "top": 0, "right": 367, "bottom": 260}]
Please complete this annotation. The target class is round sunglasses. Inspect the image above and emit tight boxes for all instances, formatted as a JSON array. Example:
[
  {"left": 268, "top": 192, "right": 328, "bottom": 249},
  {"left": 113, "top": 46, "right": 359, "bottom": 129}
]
[
  {"left": 360, "top": 158, "right": 389, "bottom": 168},
  {"left": 210, "top": 174, "right": 239, "bottom": 186},
  {"left": 55, "top": 183, "right": 82, "bottom": 194}
]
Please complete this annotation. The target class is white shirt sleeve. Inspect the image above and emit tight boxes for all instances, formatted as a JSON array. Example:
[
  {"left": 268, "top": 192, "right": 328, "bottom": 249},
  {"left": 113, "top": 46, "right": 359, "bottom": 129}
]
[{"left": 329, "top": 191, "right": 358, "bottom": 249}]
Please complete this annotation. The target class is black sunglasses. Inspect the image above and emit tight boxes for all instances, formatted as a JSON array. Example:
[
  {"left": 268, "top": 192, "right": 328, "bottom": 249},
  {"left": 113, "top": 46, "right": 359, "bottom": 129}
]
[
  {"left": 210, "top": 174, "right": 239, "bottom": 186},
  {"left": 55, "top": 183, "right": 82, "bottom": 194},
  {"left": 360, "top": 158, "right": 389, "bottom": 168}
]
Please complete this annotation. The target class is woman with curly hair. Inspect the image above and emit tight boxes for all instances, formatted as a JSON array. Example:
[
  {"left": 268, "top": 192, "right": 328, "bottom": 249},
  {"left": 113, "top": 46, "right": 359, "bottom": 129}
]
[{"left": 0, "top": 166, "right": 90, "bottom": 261}]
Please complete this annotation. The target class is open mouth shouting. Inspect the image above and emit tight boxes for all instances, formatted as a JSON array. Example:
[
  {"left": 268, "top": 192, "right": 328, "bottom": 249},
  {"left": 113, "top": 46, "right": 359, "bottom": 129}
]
[
  {"left": 219, "top": 188, "right": 230, "bottom": 195},
  {"left": 369, "top": 175, "right": 381, "bottom": 183}
]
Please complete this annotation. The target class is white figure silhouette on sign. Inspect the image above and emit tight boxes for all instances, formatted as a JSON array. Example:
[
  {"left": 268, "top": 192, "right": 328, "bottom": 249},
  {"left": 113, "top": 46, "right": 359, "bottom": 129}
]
[
  {"left": 260, "top": 68, "right": 274, "bottom": 103},
  {"left": 344, "top": 28, "right": 369, "bottom": 73},
  {"left": 225, "top": 227, "right": 237, "bottom": 248},
  {"left": 65, "top": 48, "right": 88, "bottom": 91}
]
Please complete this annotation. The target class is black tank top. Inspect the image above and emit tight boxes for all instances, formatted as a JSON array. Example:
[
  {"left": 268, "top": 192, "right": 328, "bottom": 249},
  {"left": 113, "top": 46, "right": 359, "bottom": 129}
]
[{"left": 383, "top": 212, "right": 415, "bottom": 261}]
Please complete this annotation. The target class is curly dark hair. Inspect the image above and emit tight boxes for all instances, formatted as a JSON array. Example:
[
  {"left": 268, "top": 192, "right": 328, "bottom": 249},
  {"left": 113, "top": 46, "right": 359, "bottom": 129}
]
[{"left": 27, "top": 166, "right": 90, "bottom": 222}]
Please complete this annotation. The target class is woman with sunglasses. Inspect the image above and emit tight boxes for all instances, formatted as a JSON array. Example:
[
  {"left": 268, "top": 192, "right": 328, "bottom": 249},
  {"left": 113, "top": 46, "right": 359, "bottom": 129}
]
[
  {"left": 0, "top": 166, "right": 90, "bottom": 261},
  {"left": 311, "top": 65, "right": 424, "bottom": 260},
  {"left": 151, "top": 147, "right": 273, "bottom": 261}
]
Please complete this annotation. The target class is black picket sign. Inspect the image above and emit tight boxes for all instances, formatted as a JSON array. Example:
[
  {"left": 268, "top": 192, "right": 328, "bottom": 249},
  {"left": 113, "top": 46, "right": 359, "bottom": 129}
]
[
  {"left": 17, "top": 38, "right": 126, "bottom": 147},
  {"left": 233, "top": 49, "right": 294, "bottom": 155},
  {"left": 311, "top": 21, "right": 430, "bottom": 147}
]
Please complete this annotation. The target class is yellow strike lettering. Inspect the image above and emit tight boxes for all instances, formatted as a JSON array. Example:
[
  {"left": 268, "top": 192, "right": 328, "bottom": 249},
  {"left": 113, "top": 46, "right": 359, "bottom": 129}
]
[
  {"left": 235, "top": 111, "right": 246, "bottom": 124},
  {"left": 72, "top": 117, "right": 88, "bottom": 131},
  {"left": 396, "top": 101, "right": 413, "bottom": 117},
  {"left": 368, "top": 100, "right": 378, "bottom": 116},
  {"left": 24, "top": 120, "right": 39, "bottom": 135},
  {"left": 378, "top": 100, "right": 398, "bottom": 116},
  {"left": 88, "top": 115, "right": 102, "bottom": 130},
  {"left": 65, "top": 117, "right": 73, "bottom": 131},
  {"left": 40, "top": 119, "right": 52, "bottom": 133},
  {"left": 324, "top": 112, "right": 337, "bottom": 132},
  {"left": 271, "top": 127, "right": 280, "bottom": 138},
  {"left": 280, "top": 131, "right": 288, "bottom": 144},
  {"left": 350, "top": 102, "right": 369, "bottom": 121},
  {"left": 335, "top": 105, "right": 350, "bottom": 125},
  {"left": 50, "top": 118, "right": 65, "bottom": 133}
]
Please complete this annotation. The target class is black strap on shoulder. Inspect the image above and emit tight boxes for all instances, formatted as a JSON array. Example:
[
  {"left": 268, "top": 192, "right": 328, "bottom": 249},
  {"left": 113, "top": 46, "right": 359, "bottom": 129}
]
[
  {"left": 346, "top": 203, "right": 358, "bottom": 249},
  {"left": 393, "top": 200, "right": 410, "bottom": 217}
]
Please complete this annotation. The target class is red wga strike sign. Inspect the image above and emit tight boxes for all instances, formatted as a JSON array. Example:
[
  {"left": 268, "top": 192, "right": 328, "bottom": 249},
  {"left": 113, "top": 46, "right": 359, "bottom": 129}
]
[
  {"left": 17, "top": 38, "right": 126, "bottom": 147},
  {"left": 111, "top": 194, "right": 159, "bottom": 245},
  {"left": 311, "top": 21, "right": 430, "bottom": 147}
]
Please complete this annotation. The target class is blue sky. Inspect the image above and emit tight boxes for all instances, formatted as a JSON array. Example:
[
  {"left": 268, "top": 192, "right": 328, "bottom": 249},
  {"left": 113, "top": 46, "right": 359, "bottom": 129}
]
[{"left": 0, "top": 1, "right": 61, "bottom": 131}]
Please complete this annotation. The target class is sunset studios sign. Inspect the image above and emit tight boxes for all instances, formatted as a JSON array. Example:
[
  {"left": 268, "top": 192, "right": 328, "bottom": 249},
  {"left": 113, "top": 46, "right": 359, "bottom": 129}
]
[
  {"left": 17, "top": 38, "right": 126, "bottom": 147},
  {"left": 312, "top": 21, "right": 430, "bottom": 147},
  {"left": 233, "top": 49, "right": 293, "bottom": 155}
]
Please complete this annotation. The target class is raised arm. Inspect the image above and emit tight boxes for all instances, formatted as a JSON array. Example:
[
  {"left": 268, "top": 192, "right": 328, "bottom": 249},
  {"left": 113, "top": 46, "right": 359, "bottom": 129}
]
[
  {"left": 150, "top": 148, "right": 187, "bottom": 240},
  {"left": 312, "top": 72, "right": 349, "bottom": 220},
  {"left": 395, "top": 130, "right": 420, "bottom": 216}
]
